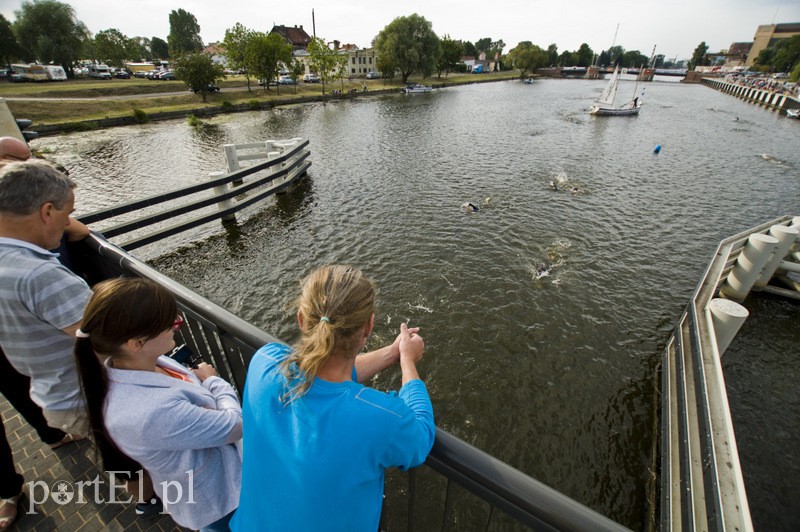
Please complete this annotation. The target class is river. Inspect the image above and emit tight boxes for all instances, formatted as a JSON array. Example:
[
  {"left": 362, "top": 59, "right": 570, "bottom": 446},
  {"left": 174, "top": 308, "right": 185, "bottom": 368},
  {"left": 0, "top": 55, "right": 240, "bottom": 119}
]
[{"left": 34, "top": 78, "right": 800, "bottom": 529}]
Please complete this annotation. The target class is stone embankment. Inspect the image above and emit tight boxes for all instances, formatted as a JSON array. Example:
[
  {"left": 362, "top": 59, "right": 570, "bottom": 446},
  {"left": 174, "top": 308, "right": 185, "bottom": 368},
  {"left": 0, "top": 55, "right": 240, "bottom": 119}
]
[{"left": 701, "top": 78, "right": 800, "bottom": 115}]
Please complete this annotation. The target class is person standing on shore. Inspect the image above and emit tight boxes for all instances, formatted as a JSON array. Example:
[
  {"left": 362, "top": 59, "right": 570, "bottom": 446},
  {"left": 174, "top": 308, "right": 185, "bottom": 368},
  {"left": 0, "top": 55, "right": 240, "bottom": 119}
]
[{"left": 232, "top": 264, "right": 435, "bottom": 531}]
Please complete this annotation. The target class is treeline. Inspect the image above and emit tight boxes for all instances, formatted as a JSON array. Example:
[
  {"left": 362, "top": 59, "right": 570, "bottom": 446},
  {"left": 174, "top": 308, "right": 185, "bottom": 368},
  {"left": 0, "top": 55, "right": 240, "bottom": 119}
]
[
  {"left": 0, "top": 0, "right": 206, "bottom": 76},
  {"left": 506, "top": 41, "right": 666, "bottom": 77}
]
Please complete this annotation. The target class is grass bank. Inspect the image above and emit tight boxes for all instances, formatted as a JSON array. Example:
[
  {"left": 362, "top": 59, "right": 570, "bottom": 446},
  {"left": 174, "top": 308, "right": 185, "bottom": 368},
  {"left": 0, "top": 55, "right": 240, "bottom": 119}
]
[{"left": 3, "top": 71, "right": 520, "bottom": 133}]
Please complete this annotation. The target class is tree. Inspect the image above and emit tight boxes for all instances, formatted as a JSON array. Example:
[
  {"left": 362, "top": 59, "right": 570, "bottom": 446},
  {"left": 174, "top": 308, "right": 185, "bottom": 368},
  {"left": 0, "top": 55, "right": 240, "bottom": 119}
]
[
  {"left": 546, "top": 44, "right": 558, "bottom": 66},
  {"left": 507, "top": 41, "right": 547, "bottom": 77},
  {"left": 290, "top": 59, "right": 304, "bottom": 94},
  {"left": 95, "top": 28, "right": 135, "bottom": 68},
  {"left": 755, "top": 34, "right": 800, "bottom": 73},
  {"left": 372, "top": 14, "right": 441, "bottom": 83},
  {"left": 688, "top": 41, "right": 708, "bottom": 70},
  {"left": 608, "top": 45, "right": 625, "bottom": 66},
  {"left": 437, "top": 35, "right": 463, "bottom": 78},
  {"left": 131, "top": 37, "right": 152, "bottom": 61},
  {"left": 173, "top": 52, "right": 225, "bottom": 102},
  {"left": 224, "top": 23, "right": 254, "bottom": 90},
  {"left": 307, "top": 37, "right": 344, "bottom": 94},
  {"left": 558, "top": 50, "right": 576, "bottom": 66},
  {"left": 151, "top": 37, "right": 169, "bottom": 59},
  {"left": 475, "top": 37, "right": 492, "bottom": 55},
  {"left": 168, "top": 9, "right": 203, "bottom": 57},
  {"left": 576, "top": 43, "right": 594, "bottom": 67},
  {"left": 13, "top": 0, "right": 88, "bottom": 76},
  {"left": 598, "top": 50, "right": 610, "bottom": 66},
  {"left": 245, "top": 32, "right": 292, "bottom": 94},
  {"left": 622, "top": 50, "right": 648, "bottom": 68},
  {"left": 0, "top": 15, "right": 24, "bottom": 66},
  {"left": 463, "top": 41, "right": 477, "bottom": 57}
]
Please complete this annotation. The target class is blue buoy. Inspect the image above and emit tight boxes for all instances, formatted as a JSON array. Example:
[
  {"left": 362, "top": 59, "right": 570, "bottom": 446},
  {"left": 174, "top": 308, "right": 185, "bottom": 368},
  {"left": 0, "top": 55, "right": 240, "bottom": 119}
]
[{"left": 653, "top": 145, "right": 662, "bottom": 154}]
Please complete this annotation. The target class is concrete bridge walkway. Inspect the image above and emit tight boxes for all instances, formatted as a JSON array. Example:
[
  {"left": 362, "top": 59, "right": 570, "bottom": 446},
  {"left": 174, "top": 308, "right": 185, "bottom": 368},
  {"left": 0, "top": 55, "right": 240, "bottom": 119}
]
[{"left": 2, "top": 395, "right": 186, "bottom": 532}]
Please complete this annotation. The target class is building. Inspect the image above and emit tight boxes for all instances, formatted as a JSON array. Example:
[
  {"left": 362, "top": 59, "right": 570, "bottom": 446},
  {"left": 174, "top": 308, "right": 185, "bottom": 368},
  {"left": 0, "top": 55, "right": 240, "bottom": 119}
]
[
  {"left": 348, "top": 48, "right": 378, "bottom": 76},
  {"left": 270, "top": 25, "right": 312, "bottom": 52},
  {"left": 745, "top": 23, "right": 800, "bottom": 66},
  {"left": 203, "top": 42, "right": 227, "bottom": 67},
  {"left": 723, "top": 42, "right": 753, "bottom": 69}
]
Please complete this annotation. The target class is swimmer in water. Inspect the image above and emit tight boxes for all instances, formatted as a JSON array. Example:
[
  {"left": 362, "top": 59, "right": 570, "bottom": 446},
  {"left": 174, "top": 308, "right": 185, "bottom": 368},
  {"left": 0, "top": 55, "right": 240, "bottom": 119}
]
[
  {"left": 571, "top": 186, "right": 581, "bottom": 194},
  {"left": 549, "top": 181, "right": 558, "bottom": 191},
  {"left": 462, "top": 202, "right": 479, "bottom": 213},
  {"left": 535, "top": 264, "right": 551, "bottom": 279}
]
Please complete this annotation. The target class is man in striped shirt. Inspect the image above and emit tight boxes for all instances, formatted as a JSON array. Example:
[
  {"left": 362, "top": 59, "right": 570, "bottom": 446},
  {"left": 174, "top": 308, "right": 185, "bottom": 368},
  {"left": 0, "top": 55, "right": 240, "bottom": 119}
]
[{"left": 0, "top": 160, "right": 91, "bottom": 436}]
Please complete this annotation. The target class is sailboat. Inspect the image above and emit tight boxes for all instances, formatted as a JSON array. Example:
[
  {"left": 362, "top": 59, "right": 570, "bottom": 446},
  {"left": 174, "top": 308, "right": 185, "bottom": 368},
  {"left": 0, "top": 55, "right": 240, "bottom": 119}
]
[{"left": 589, "top": 65, "right": 641, "bottom": 116}]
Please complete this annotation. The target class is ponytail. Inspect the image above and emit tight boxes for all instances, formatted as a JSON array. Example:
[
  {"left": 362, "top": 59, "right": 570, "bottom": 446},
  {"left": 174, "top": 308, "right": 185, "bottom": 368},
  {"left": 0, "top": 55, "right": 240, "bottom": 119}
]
[
  {"left": 74, "top": 335, "right": 130, "bottom": 469},
  {"left": 281, "top": 265, "right": 375, "bottom": 402}
]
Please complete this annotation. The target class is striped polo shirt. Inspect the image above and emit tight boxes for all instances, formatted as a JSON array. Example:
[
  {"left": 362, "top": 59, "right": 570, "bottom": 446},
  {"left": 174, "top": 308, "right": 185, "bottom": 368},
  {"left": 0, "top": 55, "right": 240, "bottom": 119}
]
[{"left": 0, "top": 238, "right": 91, "bottom": 411}]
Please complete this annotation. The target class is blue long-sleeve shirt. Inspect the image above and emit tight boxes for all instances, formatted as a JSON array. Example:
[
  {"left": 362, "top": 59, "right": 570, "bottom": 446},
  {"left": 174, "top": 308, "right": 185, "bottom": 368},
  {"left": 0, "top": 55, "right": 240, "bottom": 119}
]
[{"left": 232, "top": 342, "right": 435, "bottom": 531}]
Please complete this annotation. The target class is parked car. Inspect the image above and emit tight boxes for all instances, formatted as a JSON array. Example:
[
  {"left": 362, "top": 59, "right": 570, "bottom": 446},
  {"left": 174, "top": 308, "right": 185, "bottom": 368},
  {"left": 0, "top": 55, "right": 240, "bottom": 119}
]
[
  {"left": 133, "top": 71, "right": 148, "bottom": 78},
  {"left": 114, "top": 69, "right": 130, "bottom": 79},
  {"left": 159, "top": 71, "right": 176, "bottom": 81},
  {"left": 366, "top": 71, "right": 380, "bottom": 79},
  {"left": 192, "top": 84, "right": 220, "bottom": 93},
  {"left": 303, "top": 74, "right": 320, "bottom": 83},
  {"left": 278, "top": 76, "right": 296, "bottom": 85}
]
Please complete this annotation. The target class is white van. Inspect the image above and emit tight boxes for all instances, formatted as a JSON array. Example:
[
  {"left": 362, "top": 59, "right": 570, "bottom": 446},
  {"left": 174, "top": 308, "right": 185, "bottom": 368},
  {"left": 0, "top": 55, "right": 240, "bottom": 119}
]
[
  {"left": 43, "top": 65, "right": 67, "bottom": 81},
  {"left": 87, "top": 64, "right": 112, "bottom": 80}
]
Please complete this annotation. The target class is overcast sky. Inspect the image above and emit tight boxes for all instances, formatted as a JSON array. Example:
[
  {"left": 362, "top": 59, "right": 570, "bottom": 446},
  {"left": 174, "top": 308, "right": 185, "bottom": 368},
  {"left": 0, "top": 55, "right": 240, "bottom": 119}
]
[{"left": 1, "top": 0, "right": 798, "bottom": 60}]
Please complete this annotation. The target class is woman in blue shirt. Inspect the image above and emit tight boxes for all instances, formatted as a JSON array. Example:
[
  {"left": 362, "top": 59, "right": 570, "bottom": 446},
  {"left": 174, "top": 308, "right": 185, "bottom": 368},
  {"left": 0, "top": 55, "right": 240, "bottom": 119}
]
[{"left": 232, "top": 265, "right": 435, "bottom": 531}]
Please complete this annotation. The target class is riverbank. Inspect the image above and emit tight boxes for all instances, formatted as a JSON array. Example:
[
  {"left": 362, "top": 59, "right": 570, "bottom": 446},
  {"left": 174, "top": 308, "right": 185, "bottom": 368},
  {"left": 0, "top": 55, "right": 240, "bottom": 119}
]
[{"left": 4, "top": 71, "right": 520, "bottom": 136}]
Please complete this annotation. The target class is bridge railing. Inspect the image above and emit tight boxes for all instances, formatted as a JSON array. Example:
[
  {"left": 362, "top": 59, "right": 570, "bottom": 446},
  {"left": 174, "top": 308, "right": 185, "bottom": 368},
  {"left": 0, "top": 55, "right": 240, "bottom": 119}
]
[
  {"left": 78, "top": 138, "right": 311, "bottom": 251},
  {"left": 660, "top": 215, "right": 797, "bottom": 532},
  {"left": 75, "top": 233, "right": 629, "bottom": 531}
]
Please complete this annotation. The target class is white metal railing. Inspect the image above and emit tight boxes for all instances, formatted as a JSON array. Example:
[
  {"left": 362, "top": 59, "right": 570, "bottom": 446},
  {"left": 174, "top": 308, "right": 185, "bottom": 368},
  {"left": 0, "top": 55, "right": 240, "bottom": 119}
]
[{"left": 660, "top": 215, "right": 799, "bottom": 531}]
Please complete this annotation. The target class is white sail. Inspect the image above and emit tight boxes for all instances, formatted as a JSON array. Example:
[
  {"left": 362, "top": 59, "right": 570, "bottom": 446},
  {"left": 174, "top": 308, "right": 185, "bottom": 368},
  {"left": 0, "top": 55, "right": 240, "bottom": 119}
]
[{"left": 595, "top": 65, "right": 619, "bottom": 107}]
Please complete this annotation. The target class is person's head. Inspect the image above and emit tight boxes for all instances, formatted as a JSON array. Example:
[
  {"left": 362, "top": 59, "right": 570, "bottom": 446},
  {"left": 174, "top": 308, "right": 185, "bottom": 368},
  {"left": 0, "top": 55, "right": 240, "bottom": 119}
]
[
  {"left": 282, "top": 265, "right": 376, "bottom": 400},
  {"left": 77, "top": 277, "right": 179, "bottom": 361},
  {"left": 0, "top": 159, "right": 76, "bottom": 249},
  {"left": 74, "top": 278, "right": 179, "bottom": 444},
  {"left": 0, "top": 136, "right": 31, "bottom": 163}
]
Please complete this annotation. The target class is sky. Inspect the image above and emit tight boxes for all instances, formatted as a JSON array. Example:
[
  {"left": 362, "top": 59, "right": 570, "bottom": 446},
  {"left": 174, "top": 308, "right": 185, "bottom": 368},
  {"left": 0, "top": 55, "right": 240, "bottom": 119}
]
[{"left": 1, "top": 0, "right": 799, "bottom": 61}]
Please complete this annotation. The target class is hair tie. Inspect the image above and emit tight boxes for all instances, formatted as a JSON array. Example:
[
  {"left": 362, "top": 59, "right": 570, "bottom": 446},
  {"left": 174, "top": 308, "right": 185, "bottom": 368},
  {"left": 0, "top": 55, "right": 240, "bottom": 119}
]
[
  {"left": 75, "top": 329, "right": 90, "bottom": 338},
  {"left": 319, "top": 316, "right": 330, "bottom": 323}
]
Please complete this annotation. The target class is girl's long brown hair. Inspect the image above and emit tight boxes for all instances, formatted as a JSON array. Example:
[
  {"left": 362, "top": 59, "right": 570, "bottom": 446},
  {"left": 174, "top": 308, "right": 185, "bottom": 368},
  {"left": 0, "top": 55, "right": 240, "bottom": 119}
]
[{"left": 74, "top": 277, "right": 177, "bottom": 469}]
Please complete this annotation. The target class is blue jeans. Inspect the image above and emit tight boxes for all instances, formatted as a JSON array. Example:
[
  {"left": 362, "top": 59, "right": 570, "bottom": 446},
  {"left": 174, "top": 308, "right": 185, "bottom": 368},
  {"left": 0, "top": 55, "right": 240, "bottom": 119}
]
[{"left": 200, "top": 509, "right": 236, "bottom": 532}]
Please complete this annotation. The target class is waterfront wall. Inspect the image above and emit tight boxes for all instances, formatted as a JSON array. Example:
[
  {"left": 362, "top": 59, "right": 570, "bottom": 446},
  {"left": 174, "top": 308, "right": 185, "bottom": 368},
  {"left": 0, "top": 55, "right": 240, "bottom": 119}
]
[{"left": 702, "top": 78, "right": 800, "bottom": 114}]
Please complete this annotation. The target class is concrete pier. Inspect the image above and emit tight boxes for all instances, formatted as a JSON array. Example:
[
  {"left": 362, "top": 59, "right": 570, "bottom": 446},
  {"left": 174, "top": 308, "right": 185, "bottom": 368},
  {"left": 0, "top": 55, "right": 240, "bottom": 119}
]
[{"left": 702, "top": 78, "right": 800, "bottom": 115}]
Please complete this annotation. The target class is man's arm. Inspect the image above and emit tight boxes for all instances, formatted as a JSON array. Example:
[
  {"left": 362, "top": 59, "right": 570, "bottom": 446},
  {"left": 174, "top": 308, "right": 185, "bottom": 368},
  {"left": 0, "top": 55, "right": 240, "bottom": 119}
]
[{"left": 65, "top": 217, "right": 91, "bottom": 242}]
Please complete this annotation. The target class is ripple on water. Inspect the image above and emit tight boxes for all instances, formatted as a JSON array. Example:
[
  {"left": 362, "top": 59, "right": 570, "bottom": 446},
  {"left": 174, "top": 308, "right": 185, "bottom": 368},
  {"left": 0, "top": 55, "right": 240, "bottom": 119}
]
[{"left": 33, "top": 80, "right": 800, "bottom": 529}]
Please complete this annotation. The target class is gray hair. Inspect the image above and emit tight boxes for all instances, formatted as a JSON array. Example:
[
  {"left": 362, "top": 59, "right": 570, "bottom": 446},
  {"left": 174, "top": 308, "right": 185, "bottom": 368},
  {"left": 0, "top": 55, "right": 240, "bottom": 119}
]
[{"left": 0, "top": 160, "right": 76, "bottom": 216}]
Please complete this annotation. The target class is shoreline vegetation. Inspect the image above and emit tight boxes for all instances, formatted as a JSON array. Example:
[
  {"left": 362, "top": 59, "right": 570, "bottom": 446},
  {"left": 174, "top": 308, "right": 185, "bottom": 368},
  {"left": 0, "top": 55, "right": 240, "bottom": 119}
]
[{"left": 2, "top": 71, "right": 521, "bottom": 136}]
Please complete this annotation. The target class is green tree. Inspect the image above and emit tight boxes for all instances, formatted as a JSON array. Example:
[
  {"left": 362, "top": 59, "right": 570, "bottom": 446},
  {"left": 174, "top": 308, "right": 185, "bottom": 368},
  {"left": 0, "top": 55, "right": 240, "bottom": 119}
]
[
  {"left": 245, "top": 32, "right": 292, "bottom": 94},
  {"left": 437, "top": 35, "right": 463, "bottom": 78},
  {"left": 372, "top": 14, "right": 441, "bottom": 83},
  {"left": 598, "top": 50, "right": 610, "bottom": 66},
  {"left": 558, "top": 50, "right": 576, "bottom": 66},
  {"left": 307, "top": 37, "right": 345, "bottom": 94},
  {"left": 755, "top": 34, "right": 800, "bottom": 73},
  {"left": 290, "top": 59, "right": 304, "bottom": 94},
  {"left": 173, "top": 52, "right": 225, "bottom": 102},
  {"left": 94, "top": 28, "right": 135, "bottom": 68},
  {"left": 507, "top": 41, "right": 547, "bottom": 77},
  {"left": 463, "top": 41, "right": 477, "bottom": 57},
  {"left": 224, "top": 23, "right": 255, "bottom": 90},
  {"left": 475, "top": 37, "right": 492, "bottom": 55},
  {"left": 13, "top": 0, "right": 88, "bottom": 76},
  {"left": 546, "top": 44, "right": 558, "bottom": 66},
  {"left": 688, "top": 41, "right": 708, "bottom": 70},
  {"left": 168, "top": 9, "right": 203, "bottom": 57},
  {"left": 0, "top": 15, "right": 24, "bottom": 66},
  {"left": 131, "top": 37, "right": 152, "bottom": 61},
  {"left": 576, "top": 43, "right": 594, "bottom": 67},
  {"left": 622, "top": 50, "right": 648, "bottom": 68},
  {"left": 151, "top": 37, "right": 169, "bottom": 59},
  {"left": 608, "top": 45, "right": 625, "bottom": 66}
]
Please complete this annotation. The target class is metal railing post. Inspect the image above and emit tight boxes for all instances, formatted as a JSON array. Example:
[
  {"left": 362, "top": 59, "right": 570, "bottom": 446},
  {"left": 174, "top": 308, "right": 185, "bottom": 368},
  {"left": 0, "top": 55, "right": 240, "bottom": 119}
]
[{"left": 209, "top": 170, "right": 236, "bottom": 223}]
